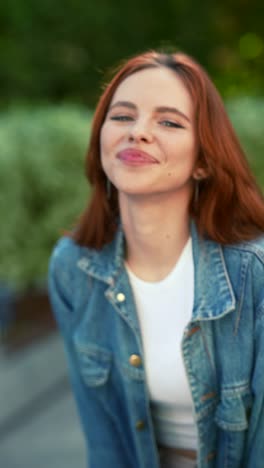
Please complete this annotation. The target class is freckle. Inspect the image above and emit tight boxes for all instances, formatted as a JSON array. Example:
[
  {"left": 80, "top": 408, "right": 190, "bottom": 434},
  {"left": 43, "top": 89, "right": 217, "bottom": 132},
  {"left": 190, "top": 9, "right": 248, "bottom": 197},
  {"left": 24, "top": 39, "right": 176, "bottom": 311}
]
[
  {"left": 165, "top": 233, "right": 171, "bottom": 239},
  {"left": 167, "top": 172, "right": 172, "bottom": 176}
]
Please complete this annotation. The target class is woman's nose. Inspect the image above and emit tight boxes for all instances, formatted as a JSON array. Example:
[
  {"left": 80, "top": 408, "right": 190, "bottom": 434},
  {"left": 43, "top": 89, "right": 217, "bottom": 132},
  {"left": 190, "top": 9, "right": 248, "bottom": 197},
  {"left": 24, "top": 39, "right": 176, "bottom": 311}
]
[{"left": 128, "top": 120, "right": 153, "bottom": 143}]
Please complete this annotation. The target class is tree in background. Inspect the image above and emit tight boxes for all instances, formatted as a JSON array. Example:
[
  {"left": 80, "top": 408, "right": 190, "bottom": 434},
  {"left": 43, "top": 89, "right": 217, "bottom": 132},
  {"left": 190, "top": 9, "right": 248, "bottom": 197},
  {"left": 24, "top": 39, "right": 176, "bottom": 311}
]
[{"left": 0, "top": 0, "right": 263, "bottom": 106}]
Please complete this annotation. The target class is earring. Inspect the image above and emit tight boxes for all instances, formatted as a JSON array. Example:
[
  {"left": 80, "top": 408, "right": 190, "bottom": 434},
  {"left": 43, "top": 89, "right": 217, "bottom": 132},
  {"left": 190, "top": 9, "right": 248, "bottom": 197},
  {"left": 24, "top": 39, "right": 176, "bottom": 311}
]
[
  {"left": 193, "top": 167, "right": 207, "bottom": 206},
  {"left": 106, "top": 178, "right": 112, "bottom": 199},
  {"left": 194, "top": 180, "right": 199, "bottom": 205}
]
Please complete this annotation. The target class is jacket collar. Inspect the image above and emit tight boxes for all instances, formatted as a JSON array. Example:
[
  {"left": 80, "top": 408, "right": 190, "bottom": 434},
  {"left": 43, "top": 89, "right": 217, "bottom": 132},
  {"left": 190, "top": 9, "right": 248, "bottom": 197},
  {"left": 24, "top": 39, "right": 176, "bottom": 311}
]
[
  {"left": 76, "top": 220, "right": 236, "bottom": 321},
  {"left": 190, "top": 222, "right": 235, "bottom": 321},
  {"left": 76, "top": 222, "right": 125, "bottom": 285}
]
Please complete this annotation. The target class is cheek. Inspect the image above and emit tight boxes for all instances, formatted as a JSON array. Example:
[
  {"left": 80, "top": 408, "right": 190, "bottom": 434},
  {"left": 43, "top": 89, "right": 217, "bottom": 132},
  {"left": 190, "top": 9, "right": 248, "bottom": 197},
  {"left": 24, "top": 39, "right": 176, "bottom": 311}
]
[
  {"left": 100, "top": 124, "right": 121, "bottom": 155},
  {"left": 100, "top": 126, "right": 109, "bottom": 156},
  {"left": 100, "top": 126, "right": 117, "bottom": 175},
  {"left": 167, "top": 138, "right": 196, "bottom": 163},
  {"left": 182, "top": 135, "right": 197, "bottom": 162}
]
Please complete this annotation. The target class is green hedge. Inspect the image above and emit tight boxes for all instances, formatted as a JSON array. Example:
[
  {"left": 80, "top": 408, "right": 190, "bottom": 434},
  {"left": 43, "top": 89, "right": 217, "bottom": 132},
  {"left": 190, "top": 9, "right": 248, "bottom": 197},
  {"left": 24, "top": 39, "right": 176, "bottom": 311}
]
[
  {"left": 0, "top": 105, "right": 91, "bottom": 290},
  {"left": 0, "top": 99, "right": 263, "bottom": 291},
  {"left": 226, "top": 97, "right": 264, "bottom": 187}
]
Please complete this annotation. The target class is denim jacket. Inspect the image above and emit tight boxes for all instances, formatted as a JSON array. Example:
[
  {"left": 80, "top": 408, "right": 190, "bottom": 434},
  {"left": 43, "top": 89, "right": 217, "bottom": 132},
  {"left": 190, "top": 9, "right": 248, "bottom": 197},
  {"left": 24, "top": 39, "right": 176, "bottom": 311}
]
[{"left": 48, "top": 222, "right": 264, "bottom": 468}]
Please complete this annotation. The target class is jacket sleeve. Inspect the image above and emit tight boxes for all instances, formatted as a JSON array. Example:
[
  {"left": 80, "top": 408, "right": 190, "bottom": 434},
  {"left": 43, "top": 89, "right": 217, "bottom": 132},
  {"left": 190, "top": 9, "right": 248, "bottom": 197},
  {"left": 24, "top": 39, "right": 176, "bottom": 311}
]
[
  {"left": 245, "top": 250, "right": 264, "bottom": 467},
  {"left": 48, "top": 240, "right": 134, "bottom": 468},
  {"left": 48, "top": 238, "right": 75, "bottom": 335}
]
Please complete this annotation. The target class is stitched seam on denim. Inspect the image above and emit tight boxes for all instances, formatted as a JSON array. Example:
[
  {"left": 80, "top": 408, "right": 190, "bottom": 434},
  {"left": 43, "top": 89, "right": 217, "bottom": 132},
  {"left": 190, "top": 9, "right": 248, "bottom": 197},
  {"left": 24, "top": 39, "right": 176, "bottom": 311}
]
[
  {"left": 215, "top": 419, "right": 248, "bottom": 431},
  {"left": 195, "top": 400, "right": 218, "bottom": 421},
  {"left": 118, "top": 361, "right": 145, "bottom": 381},
  {"left": 234, "top": 254, "right": 249, "bottom": 336},
  {"left": 221, "top": 382, "right": 250, "bottom": 395},
  {"left": 219, "top": 247, "right": 236, "bottom": 308},
  {"left": 76, "top": 348, "right": 112, "bottom": 386},
  {"left": 80, "top": 370, "right": 109, "bottom": 386},
  {"left": 200, "top": 324, "right": 216, "bottom": 376},
  {"left": 74, "top": 344, "right": 112, "bottom": 362},
  {"left": 255, "top": 299, "right": 264, "bottom": 322}
]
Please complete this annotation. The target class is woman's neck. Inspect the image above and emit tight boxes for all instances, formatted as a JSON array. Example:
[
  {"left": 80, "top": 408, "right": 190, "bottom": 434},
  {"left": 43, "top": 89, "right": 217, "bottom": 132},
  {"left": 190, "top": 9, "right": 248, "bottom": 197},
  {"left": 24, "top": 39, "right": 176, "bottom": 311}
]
[{"left": 119, "top": 192, "right": 191, "bottom": 282}]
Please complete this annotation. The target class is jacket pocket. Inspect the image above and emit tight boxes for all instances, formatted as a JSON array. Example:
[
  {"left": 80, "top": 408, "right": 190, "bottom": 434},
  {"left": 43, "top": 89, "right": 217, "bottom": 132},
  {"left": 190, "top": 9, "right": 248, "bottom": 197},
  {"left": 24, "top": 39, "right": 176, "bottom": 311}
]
[
  {"left": 74, "top": 342, "right": 112, "bottom": 387},
  {"left": 213, "top": 385, "right": 252, "bottom": 467},
  {"left": 214, "top": 384, "right": 252, "bottom": 431}
]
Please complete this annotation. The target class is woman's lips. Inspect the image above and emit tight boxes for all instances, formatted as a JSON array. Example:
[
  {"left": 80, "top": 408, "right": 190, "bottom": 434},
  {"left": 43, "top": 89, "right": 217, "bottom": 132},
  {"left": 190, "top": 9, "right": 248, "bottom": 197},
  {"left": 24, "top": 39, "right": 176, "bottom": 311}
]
[{"left": 117, "top": 149, "right": 159, "bottom": 165}]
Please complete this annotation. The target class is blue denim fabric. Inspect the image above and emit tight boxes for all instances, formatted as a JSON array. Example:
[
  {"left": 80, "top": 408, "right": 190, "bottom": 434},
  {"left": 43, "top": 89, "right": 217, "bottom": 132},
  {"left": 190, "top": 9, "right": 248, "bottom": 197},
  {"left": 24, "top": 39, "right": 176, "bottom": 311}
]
[{"left": 48, "top": 222, "right": 264, "bottom": 468}]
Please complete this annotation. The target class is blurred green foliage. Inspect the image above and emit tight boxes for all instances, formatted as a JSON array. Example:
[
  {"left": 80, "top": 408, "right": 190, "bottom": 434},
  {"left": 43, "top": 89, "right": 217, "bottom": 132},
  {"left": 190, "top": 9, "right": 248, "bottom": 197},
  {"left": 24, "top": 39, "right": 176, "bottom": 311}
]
[
  {"left": 0, "top": 106, "right": 91, "bottom": 290},
  {"left": 0, "top": 0, "right": 263, "bottom": 106},
  {"left": 226, "top": 97, "right": 264, "bottom": 187},
  {"left": 0, "top": 100, "right": 263, "bottom": 291}
]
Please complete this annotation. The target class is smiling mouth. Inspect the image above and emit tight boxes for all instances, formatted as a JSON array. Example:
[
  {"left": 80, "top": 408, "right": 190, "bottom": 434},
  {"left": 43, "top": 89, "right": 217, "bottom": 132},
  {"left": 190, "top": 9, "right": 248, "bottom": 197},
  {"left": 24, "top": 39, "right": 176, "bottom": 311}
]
[{"left": 117, "top": 149, "right": 159, "bottom": 165}]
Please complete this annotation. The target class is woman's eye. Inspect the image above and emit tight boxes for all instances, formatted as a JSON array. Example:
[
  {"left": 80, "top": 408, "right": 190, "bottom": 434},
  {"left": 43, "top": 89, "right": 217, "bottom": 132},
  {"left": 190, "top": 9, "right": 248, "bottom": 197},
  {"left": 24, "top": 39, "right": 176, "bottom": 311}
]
[
  {"left": 110, "top": 115, "right": 133, "bottom": 122},
  {"left": 160, "top": 120, "right": 184, "bottom": 128}
]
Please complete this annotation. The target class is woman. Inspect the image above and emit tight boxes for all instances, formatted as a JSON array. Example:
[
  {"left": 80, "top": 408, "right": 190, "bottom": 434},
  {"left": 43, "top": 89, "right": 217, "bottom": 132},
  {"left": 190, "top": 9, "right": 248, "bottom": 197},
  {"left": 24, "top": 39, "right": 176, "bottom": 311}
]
[{"left": 48, "top": 51, "right": 264, "bottom": 468}]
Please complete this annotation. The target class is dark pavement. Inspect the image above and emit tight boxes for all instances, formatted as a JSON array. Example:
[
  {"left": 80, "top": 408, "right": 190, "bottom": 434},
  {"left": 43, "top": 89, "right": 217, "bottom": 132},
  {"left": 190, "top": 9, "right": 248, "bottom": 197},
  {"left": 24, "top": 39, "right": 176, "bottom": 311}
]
[{"left": 0, "top": 332, "right": 86, "bottom": 468}]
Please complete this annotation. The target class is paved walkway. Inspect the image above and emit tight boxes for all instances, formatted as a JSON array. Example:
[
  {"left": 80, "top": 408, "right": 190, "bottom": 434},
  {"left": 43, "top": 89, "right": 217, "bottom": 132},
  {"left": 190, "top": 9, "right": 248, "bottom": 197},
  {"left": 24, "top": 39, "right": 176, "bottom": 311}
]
[{"left": 0, "top": 332, "right": 86, "bottom": 468}]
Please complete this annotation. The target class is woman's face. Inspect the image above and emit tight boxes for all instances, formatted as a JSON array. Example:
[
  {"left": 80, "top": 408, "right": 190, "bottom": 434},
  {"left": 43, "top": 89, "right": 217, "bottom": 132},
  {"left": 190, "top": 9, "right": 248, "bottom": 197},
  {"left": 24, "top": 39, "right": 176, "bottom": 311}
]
[{"left": 100, "top": 66, "right": 198, "bottom": 201}]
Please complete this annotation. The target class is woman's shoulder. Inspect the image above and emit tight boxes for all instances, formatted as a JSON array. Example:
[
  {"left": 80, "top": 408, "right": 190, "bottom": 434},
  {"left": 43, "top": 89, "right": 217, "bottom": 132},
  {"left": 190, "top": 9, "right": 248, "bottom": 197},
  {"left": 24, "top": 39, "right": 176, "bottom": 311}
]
[
  {"left": 221, "top": 236, "right": 264, "bottom": 309},
  {"left": 50, "top": 235, "right": 80, "bottom": 260},
  {"left": 48, "top": 236, "right": 96, "bottom": 332},
  {"left": 50, "top": 235, "right": 93, "bottom": 268},
  {"left": 48, "top": 235, "right": 97, "bottom": 289},
  {"left": 224, "top": 235, "right": 264, "bottom": 264},
  {"left": 224, "top": 236, "right": 264, "bottom": 295},
  {"left": 48, "top": 235, "right": 97, "bottom": 308}
]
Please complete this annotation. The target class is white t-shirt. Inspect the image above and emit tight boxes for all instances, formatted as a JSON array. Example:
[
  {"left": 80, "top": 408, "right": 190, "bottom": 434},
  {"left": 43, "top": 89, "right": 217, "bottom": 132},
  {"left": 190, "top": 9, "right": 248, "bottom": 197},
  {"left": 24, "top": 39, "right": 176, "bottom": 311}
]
[{"left": 126, "top": 238, "right": 197, "bottom": 449}]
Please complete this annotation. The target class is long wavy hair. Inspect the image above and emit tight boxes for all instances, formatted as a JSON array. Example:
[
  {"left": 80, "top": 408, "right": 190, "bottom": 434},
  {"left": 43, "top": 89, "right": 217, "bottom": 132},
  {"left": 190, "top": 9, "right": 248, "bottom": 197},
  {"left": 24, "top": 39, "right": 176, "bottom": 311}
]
[{"left": 72, "top": 50, "right": 264, "bottom": 247}]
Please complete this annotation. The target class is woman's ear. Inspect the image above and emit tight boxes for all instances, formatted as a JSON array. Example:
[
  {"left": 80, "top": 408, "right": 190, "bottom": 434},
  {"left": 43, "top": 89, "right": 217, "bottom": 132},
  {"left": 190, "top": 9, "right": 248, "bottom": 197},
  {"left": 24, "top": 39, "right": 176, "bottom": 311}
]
[{"left": 192, "top": 167, "right": 208, "bottom": 181}]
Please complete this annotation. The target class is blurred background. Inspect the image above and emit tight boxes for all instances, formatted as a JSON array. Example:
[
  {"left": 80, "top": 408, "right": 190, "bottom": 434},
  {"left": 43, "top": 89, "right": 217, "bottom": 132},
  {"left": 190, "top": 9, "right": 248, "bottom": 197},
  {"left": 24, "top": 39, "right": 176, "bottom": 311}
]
[{"left": 0, "top": 1, "right": 263, "bottom": 466}]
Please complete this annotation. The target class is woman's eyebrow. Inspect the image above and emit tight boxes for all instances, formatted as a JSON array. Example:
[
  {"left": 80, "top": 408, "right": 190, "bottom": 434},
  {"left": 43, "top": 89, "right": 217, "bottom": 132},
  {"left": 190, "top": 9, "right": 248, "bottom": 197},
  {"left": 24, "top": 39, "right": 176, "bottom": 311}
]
[
  {"left": 109, "top": 101, "right": 136, "bottom": 111},
  {"left": 155, "top": 106, "right": 190, "bottom": 123},
  {"left": 108, "top": 101, "right": 190, "bottom": 123}
]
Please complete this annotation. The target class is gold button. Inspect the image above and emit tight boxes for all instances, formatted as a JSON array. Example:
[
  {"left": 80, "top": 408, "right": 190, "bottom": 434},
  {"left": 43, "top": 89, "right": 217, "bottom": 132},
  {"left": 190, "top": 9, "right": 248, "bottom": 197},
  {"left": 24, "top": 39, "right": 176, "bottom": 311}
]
[
  {"left": 136, "top": 420, "right": 145, "bottom": 431},
  {"left": 116, "top": 292, "right": 126, "bottom": 302},
  {"left": 129, "top": 354, "right": 142, "bottom": 367}
]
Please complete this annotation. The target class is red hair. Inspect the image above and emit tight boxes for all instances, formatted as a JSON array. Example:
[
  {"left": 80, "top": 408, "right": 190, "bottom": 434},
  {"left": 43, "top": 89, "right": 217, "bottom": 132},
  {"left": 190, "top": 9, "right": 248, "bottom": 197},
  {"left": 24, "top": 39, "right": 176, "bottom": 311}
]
[{"left": 72, "top": 51, "right": 264, "bottom": 247}]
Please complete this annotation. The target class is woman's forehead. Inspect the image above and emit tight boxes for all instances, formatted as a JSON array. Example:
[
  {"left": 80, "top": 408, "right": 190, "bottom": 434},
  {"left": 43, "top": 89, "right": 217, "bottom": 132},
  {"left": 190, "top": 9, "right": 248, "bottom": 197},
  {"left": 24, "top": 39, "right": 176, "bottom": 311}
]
[{"left": 110, "top": 67, "right": 193, "bottom": 116}]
